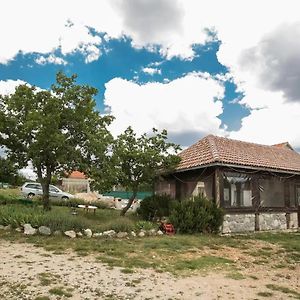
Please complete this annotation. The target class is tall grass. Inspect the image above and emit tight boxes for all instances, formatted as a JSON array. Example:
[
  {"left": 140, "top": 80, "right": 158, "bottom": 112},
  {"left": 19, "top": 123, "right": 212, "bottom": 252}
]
[{"left": 0, "top": 204, "right": 139, "bottom": 232}]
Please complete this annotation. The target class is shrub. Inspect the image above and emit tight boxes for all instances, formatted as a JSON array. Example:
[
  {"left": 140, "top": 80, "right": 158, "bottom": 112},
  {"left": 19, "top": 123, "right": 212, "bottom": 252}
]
[
  {"left": 169, "top": 196, "right": 224, "bottom": 234},
  {"left": 135, "top": 220, "right": 158, "bottom": 231},
  {"left": 137, "top": 194, "right": 174, "bottom": 220}
]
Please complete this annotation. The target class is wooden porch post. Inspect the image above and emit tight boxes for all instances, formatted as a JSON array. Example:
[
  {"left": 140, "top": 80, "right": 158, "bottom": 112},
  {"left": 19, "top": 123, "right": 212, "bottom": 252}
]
[
  {"left": 252, "top": 176, "right": 261, "bottom": 231},
  {"left": 284, "top": 181, "right": 291, "bottom": 229},
  {"left": 214, "top": 168, "right": 222, "bottom": 207}
]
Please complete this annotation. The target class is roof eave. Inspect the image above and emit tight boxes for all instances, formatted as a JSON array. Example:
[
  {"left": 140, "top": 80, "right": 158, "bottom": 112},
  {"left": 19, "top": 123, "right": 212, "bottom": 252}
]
[{"left": 175, "top": 162, "right": 300, "bottom": 176}]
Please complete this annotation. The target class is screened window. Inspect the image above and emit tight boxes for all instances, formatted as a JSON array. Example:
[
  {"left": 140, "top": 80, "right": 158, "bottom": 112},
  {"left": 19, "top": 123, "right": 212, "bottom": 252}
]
[{"left": 223, "top": 172, "right": 252, "bottom": 207}]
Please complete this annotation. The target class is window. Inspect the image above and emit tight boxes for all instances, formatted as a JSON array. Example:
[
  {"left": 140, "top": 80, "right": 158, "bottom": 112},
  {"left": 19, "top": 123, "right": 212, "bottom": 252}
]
[
  {"left": 223, "top": 172, "right": 252, "bottom": 207},
  {"left": 296, "top": 186, "right": 300, "bottom": 206},
  {"left": 26, "top": 183, "right": 41, "bottom": 190},
  {"left": 260, "top": 178, "right": 285, "bottom": 207},
  {"left": 49, "top": 186, "right": 59, "bottom": 193}
]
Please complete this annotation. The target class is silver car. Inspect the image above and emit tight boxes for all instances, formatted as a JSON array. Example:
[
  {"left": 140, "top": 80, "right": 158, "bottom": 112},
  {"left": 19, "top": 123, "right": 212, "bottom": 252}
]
[{"left": 21, "top": 182, "right": 74, "bottom": 200}]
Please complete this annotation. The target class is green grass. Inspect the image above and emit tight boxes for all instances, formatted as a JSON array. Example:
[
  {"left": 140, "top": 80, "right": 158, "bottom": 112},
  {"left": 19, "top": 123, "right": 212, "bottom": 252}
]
[
  {"left": 49, "top": 287, "right": 72, "bottom": 298},
  {"left": 0, "top": 204, "right": 140, "bottom": 232},
  {"left": 226, "top": 271, "right": 246, "bottom": 280},
  {"left": 266, "top": 284, "right": 300, "bottom": 299},
  {"left": 257, "top": 291, "right": 273, "bottom": 297}
]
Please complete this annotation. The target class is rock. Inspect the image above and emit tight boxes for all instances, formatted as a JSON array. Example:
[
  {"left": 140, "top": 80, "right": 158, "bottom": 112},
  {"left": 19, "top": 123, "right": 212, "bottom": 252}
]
[
  {"left": 76, "top": 232, "right": 83, "bottom": 237},
  {"left": 157, "top": 230, "right": 164, "bottom": 236},
  {"left": 103, "top": 230, "right": 116, "bottom": 237},
  {"left": 93, "top": 232, "right": 103, "bottom": 238},
  {"left": 15, "top": 227, "right": 22, "bottom": 232},
  {"left": 138, "top": 231, "right": 145, "bottom": 238},
  {"left": 23, "top": 224, "right": 37, "bottom": 235},
  {"left": 4, "top": 225, "right": 11, "bottom": 231},
  {"left": 130, "top": 231, "right": 136, "bottom": 237},
  {"left": 148, "top": 229, "right": 156, "bottom": 236},
  {"left": 38, "top": 226, "right": 51, "bottom": 236},
  {"left": 53, "top": 230, "right": 62, "bottom": 236},
  {"left": 64, "top": 230, "right": 76, "bottom": 238},
  {"left": 116, "top": 232, "right": 128, "bottom": 238},
  {"left": 84, "top": 229, "right": 92, "bottom": 238}
]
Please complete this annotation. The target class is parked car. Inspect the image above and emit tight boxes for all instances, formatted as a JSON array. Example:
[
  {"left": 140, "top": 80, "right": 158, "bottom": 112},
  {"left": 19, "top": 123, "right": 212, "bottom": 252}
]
[{"left": 21, "top": 182, "right": 74, "bottom": 200}]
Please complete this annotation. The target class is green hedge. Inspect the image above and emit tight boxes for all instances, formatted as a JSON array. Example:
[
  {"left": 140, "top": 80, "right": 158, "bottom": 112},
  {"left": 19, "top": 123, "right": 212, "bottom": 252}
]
[
  {"left": 169, "top": 196, "right": 224, "bottom": 234},
  {"left": 137, "top": 194, "right": 174, "bottom": 220}
]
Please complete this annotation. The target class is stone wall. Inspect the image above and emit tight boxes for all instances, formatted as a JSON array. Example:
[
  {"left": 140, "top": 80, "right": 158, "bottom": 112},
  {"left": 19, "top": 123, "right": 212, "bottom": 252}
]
[
  {"left": 222, "top": 214, "right": 255, "bottom": 233},
  {"left": 222, "top": 212, "right": 299, "bottom": 233},
  {"left": 259, "top": 213, "right": 286, "bottom": 231},
  {"left": 289, "top": 212, "right": 298, "bottom": 229}
]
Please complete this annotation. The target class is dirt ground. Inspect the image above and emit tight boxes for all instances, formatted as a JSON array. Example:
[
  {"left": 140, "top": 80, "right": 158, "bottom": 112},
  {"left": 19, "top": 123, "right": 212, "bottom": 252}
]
[{"left": 0, "top": 240, "right": 299, "bottom": 300}]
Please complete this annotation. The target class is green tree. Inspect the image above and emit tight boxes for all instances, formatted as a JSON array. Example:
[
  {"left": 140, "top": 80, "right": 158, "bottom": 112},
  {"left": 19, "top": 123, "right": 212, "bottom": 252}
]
[
  {"left": 0, "top": 157, "right": 26, "bottom": 186},
  {"left": 0, "top": 72, "right": 114, "bottom": 210},
  {"left": 109, "top": 127, "right": 181, "bottom": 216}
]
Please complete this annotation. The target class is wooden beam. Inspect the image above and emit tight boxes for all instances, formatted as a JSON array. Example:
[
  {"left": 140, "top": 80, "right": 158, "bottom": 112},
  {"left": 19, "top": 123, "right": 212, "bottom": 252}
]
[{"left": 214, "top": 168, "right": 221, "bottom": 207}]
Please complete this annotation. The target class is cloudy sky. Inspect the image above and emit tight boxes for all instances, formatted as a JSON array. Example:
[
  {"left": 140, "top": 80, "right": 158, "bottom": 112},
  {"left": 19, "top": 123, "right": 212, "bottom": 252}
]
[{"left": 1, "top": 0, "right": 300, "bottom": 151}]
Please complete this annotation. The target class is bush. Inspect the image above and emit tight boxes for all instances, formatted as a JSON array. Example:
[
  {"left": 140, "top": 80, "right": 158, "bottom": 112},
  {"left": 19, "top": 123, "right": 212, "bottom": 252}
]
[
  {"left": 169, "top": 196, "right": 224, "bottom": 234},
  {"left": 137, "top": 194, "right": 174, "bottom": 221}
]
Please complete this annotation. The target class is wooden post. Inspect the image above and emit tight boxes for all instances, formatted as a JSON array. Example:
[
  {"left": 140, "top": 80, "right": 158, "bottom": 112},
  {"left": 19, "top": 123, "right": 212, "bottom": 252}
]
[
  {"left": 284, "top": 181, "right": 291, "bottom": 229},
  {"left": 252, "top": 176, "right": 261, "bottom": 231},
  {"left": 214, "top": 168, "right": 221, "bottom": 207}
]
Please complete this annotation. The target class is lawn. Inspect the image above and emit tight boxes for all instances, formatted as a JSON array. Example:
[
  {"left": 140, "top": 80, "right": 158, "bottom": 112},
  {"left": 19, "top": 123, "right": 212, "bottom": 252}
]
[{"left": 0, "top": 188, "right": 299, "bottom": 276}]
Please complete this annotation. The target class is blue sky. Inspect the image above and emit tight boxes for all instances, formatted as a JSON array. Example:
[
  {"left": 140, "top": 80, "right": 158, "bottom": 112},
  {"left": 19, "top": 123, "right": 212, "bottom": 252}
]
[
  {"left": 0, "top": 34, "right": 249, "bottom": 145},
  {"left": 1, "top": 0, "right": 300, "bottom": 150}
]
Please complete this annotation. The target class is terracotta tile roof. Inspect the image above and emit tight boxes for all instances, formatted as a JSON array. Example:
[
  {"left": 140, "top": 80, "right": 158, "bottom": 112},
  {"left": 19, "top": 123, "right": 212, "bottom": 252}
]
[
  {"left": 177, "top": 135, "right": 300, "bottom": 173},
  {"left": 68, "top": 171, "right": 86, "bottom": 179}
]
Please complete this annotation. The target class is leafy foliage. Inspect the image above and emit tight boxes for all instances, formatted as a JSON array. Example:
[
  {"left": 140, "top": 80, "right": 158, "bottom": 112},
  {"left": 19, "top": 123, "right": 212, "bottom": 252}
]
[
  {"left": 102, "top": 127, "right": 181, "bottom": 215},
  {"left": 0, "top": 157, "right": 26, "bottom": 186},
  {"left": 0, "top": 72, "right": 114, "bottom": 209},
  {"left": 137, "top": 194, "right": 174, "bottom": 220},
  {"left": 169, "top": 196, "right": 224, "bottom": 234}
]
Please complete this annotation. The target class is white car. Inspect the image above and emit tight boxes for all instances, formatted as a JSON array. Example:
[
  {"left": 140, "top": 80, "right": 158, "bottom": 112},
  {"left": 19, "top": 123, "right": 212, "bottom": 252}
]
[{"left": 21, "top": 182, "right": 74, "bottom": 200}]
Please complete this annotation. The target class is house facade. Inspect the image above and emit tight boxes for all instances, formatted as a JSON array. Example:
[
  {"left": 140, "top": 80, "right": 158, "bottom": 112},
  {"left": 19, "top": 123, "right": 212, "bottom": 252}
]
[
  {"left": 61, "top": 171, "right": 90, "bottom": 194},
  {"left": 156, "top": 135, "right": 300, "bottom": 233}
]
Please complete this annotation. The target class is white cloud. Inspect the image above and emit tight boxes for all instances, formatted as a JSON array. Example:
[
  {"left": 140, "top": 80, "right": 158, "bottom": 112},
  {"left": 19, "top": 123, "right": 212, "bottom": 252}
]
[
  {"left": 142, "top": 67, "right": 161, "bottom": 75},
  {"left": 1, "top": 0, "right": 300, "bottom": 148},
  {"left": 0, "top": 79, "right": 27, "bottom": 95},
  {"left": 104, "top": 73, "right": 225, "bottom": 146},
  {"left": 35, "top": 54, "right": 67, "bottom": 65}
]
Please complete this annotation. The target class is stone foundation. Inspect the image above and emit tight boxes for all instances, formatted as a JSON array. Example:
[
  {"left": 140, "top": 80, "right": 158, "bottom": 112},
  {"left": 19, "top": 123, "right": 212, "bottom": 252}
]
[
  {"left": 259, "top": 213, "right": 286, "bottom": 231},
  {"left": 222, "top": 214, "right": 255, "bottom": 233},
  {"left": 222, "top": 212, "right": 299, "bottom": 233},
  {"left": 289, "top": 212, "right": 298, "bottom": 229}
]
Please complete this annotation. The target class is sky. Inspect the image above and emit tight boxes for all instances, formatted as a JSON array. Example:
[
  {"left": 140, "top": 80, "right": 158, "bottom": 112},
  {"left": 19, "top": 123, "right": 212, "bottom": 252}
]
[{"left": 1, "top": 0, "right": 300, "bottom": 154}]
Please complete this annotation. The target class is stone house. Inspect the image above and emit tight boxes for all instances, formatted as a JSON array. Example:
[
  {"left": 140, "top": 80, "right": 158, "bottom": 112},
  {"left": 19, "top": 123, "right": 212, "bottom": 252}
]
[
  {"left": 61, "top": 171, "right": 90, "bottom": 194},
  {"left": 155, "top": 135, "right": 300, "bottom": 233}
]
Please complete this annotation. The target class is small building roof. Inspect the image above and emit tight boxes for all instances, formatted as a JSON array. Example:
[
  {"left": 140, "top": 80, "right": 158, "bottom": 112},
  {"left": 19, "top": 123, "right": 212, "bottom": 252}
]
[
  {"left": 68, "top": 171, "right": 86, "bottom": 179},
  {"left": 177, "top": 135, "right": 300, "bottom": 174}
]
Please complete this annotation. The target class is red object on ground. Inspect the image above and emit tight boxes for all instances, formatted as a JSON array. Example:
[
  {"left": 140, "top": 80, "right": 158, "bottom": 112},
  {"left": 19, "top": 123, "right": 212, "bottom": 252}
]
[{"left": 161, "top": 223, "right": 175, "bottom": 235}]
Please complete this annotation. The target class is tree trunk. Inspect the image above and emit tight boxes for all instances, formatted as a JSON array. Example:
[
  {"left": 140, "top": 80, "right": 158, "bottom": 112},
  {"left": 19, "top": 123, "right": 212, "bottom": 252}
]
[
  {"left": 37, "top": 165, "right": 52, "bottom": 211},
  {"left": 120, "top": 190, "right": 137, "bottom": 216}
]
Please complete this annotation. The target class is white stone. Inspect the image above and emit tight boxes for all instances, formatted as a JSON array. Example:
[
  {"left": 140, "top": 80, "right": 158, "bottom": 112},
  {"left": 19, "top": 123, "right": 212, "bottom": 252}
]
[
  {"left": 93, "top": 232, "right": 103, "bottom": 237},
  {"left": 23, "top": 224, "right": 37, "bottom": 235},
  {"left": 15, "top": 227, "right": 22, "bottom": 232},
  {"left": 148, "top": 229, "right": 156, "bottom": 236},
  {"left": 157, "top": 230, "right": 164, "bottom": 236},
  {"left": 4, "top": 225, "right": 11, "bottom": 231},
  {"left": 103, "top": 230, "right": 116, "bottom": 237},
  {"left": 76, "top": 232, "right": 83, "bottom": 237},
  {"left": 138, "top": 231, "right": 145, "bottom": 237},
  {"left": 64, "top": 230, "right": 76, "bottom": 238},
  {"left": 38, "top": 226, "right": 51, "bottom": 236},
  {"left": 130, "top": 231, "right": 136, "bottom": 237},
  {"left": 116, "top": 232, "right": 128, "bottom": 238},
  {"left": 84, "top": 229, "right": 92, "bottom": 238}
]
